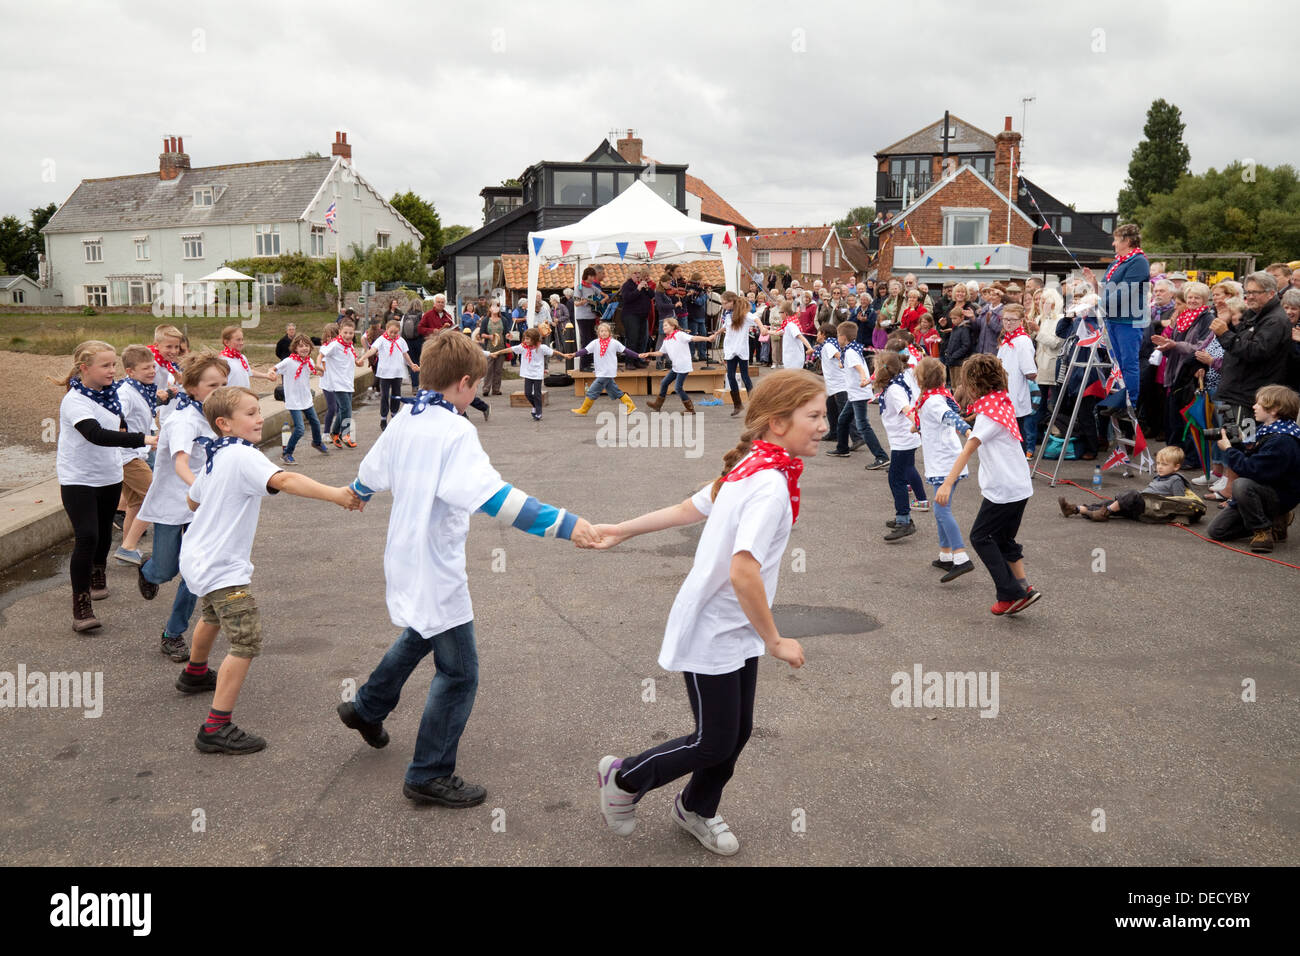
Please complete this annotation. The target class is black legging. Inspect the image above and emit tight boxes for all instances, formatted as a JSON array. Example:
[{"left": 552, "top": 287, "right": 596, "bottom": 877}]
[
  {"left": 60, "top": 482, "right": 121, "bottom": 594},
  {"left": 524, "top": 378, "right": 543, "bottom": 415},
  {"left": 725, "top": 356, "right": 752, "bottom": 392},
  {"left": 379, "top": 377, "right": 403, "bottom": 422}
]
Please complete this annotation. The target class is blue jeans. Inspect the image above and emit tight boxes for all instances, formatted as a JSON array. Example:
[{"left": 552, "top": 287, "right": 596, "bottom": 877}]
[
  {"left": 836, "top": 398, "right": 887, "bottom": 458},
  {"left": 926, "top": 476, "right": 965, "bottom": 550},
  {"left": 690, "top": 317, "right": 709, "bottom": 361},
  {"left": 353, "top": 622, "right": 479, "bottom": 784},
  {"left": 287, "top": 407, "right": 323, "bottom": 454},
  {"left": 658, "top": 371, "right": 688, "bottom": 399},
  {"left": 888, "top": 447, "right": 926, "bottom": 520},
  {"left": 725, "top": 356, "right": 752, "bottom": 393},
  {"left": 1017, "top": 413, "right": 1037, "bottom": 455},
  {"left": 140, "top": 522, "right": 198, "bottom": 639},
  {"left": 585, "top": 377, "right": 626, "bottom": 400},
  {"left": 328, "top": 389, "right": 353, "bottom": 438},
  {"left": 1101, "top": 322, "right": 1143, "bottom": 409}
]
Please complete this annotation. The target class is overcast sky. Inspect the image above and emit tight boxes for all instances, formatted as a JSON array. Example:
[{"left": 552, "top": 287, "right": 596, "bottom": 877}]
[{"left": 4, "top": 0, "right": 1295, "bottom": 237}]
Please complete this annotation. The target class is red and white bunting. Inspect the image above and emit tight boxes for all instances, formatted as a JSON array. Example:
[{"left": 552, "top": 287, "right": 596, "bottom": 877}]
[{"left": 645, "top": 240, "right": 658, "bottom": 259}]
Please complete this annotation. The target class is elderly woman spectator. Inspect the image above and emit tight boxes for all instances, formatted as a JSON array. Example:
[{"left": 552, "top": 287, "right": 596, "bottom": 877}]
[
  {"left": 876, "top": 279, "right": 905, "bottom": 348},
  {"left": 1211, "top": 270, "right": 1292, "bottom": 438},
  {"left": 971, "top": 284, "right": 1005, "bottom": 354},
  {"left": 1028, "top": 286, "right": 1066, "bottom": 437},
  {"left": 1151, "top": 281, "right": 1216, "bottom": 468},
  {"left": 548, "top": 292, "right": 570, "bottom": 350},
  {"left": 900, "top": 288, "right": 927, "bottom": 335},
  {"left": 1140, "top": 277, "right": 1178, "bottom": 438},
  {"left": 1281, "top": 287, "right": 1300, "bottom": 391}
]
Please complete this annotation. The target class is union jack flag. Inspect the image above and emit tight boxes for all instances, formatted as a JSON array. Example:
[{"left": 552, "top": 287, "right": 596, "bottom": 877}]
[
  {"left": 325, "top": 201, "right": 337, "bottom": 233},
  {"left": 1101, "top": 446, "right": 1130, "bottom": 471}
]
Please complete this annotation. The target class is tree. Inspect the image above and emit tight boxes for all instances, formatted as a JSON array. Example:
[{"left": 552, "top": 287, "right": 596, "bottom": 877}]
[
  {"left": 389, "top": 191, "right": 442, "bottom": 265},
  {"left": 0, "top": 216, "right": 29, "bottom": 277},
  {"left": 31, "top": 202, "right": 58, "bottom": 235},
  {"left": 1133, "top": 161, "right": 1300, "bottom": 267},
  {"left": 1117, "top": 98, "right": 1191, "bottom": 220},
  {"left": 834, "top": 204, "right": 875, "bottom": 235},
  {"left": 439, "top": 224, "right": 472, "bottom": 247}
]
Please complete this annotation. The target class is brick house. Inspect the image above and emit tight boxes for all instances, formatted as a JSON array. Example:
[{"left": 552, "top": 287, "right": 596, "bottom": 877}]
[
  {"left": 874, "top": 117, "right": 1037, "bottom": 285},
  {"left": 738, "top": 226, "right": 858, "bottom": 287}
]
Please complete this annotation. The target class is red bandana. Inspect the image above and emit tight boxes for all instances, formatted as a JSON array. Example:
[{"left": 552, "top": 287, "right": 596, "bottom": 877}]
[
  {"left": 969, "top": 390, "right": 1022, "bottom": 441},
  {"left": 335, "top": 335, "right": 355, "bottom": 357},
  {"left": 906, "top": 344, "right": 925, "bottom": 363},
  {"left": 523, "top": 344, "right": 535, "bottom": 365},
  {"left": 722, "top": 439, "right": 804, "bottom": 524},
  {"left": 221, "top": 346, "right": 249, "bottom": 371},
  {"left": 664, "top": 329, "right": 680, "bottom": 341},
  {"left": 383, "top": 332, "right": 400, "bottom": 355},
  {"left": 999, "top": 325, "right": 1030, "bottom": 348},
  {"left": 1175, "top": 305, "right": 1208, "bottom": 335},
  {"left": 597, "top": 337, "right": 612, "bottom": 357},
  {"left": 1104, "top": 247, "right": 1144, "bottom": 282},
  {"left": 911, "top": 387, "right": 957, "bottom": 430},
  {"left": 290, "top": 353, "right": 318, "bottom": 380},
  {"left": 149, "top": 344, "right": 178, "bottom": 377}
]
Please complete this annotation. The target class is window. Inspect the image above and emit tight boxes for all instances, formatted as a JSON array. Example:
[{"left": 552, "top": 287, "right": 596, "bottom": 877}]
[
  {"left": 552, "top": 170, "right": 592, "bottom": 205},
  {"left": 254, "top": 224, "right": 280, "bottom": 257},
  {"left": 256, "top": 272, "right": 282, "bottom": 305},
  {"left": 182, "top": 234, "right": 204, "bottom": 259},
  {"left": 134, "top": 237, "right": 150, "bottom": 260},
  {"left": 649, "top": 174, "right": 678, "bottom": 207},
  {"left": 310, "top": 225, "right": 326, "bottom": 257},
  {"left": 112, "top": 278, "right": 156, "bottom": 306},
  {"left": 376, "top": 231, "right": 390, "bottom": 249},
  {"left": 801, "top": 250, "right": 811, "bottom": 273},
  {"left": 12, "top": 289, "right": 23, "bottom": 304},
  {"left": 596, "top": 171, "right": 615, "bottom": 204},
  {"left": 960, "top": 155, "right": 995, "bottom": 180},
  {"left": 1101, "top": 217, "right": 1114, "bottom": 233},
  {"left": 193, "top": 187, "right": 214, "bottom": 207},
  {"left": 84, "top": 285, "right": 108, "bottom": 308},
  {"left": 1058, "top": 215, "right": 1072, "bottom": 234},
  {"left": 353, "top": 181, "right": 361, "bottom": 200},
  {"left": 942, "top": 208, "right": 990, "bottom": 245},
  {"left": 616, "top": 171, "right": 637, "bottom": 195},
  {"left": 83, "top": 240, "right": 102, "bottom": 263},
  {"left": 888, "top": 157, "right": 930, "bottom": 198},
  {"left": 755, "top": 250, "right": 770, "bottom": 268}
]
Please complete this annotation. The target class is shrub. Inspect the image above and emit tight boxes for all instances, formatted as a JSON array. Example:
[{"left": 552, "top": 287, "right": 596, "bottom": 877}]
[{"left": 81, "top": 306, "right": 97, "bottom": 316}]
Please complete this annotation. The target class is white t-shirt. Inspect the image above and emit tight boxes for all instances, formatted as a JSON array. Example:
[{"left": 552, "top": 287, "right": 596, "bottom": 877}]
[
  {"left": 819, "top": 342, "right": 845, "bottom": 393},
  {"left": 973, "top": 413, "right": 1034, "bottom": 504},
  {"left": 56, "top": 390, "right": 126, "bottom": 487},
  {"left": 583, "top": 338, "right": 627, "bottom": 379},
  {"left": 155, "top": 360, "right": 181, "bottom": 424},
  {"left": 842, "top": 348, "right": 871, "bottom": 401},
  {"left": 274, "top": 357, "right": 315, "bottom": 411},
  {"left": 510, "top": 342, "right": 554, "bottom": 380},
  {"left": 318, "top": 340, "right": 357, "bottom": 392},
  {"left": 659, "top": 332, "right": 694, "bottom": 373},
  {"left": 997, "top": 336, "right": 1038, "bottom": 417},
  {"left": 919, "top": 396, "right": 969, "bottom": 481},
  {"left": 222, "top": 354, "right": 251, "bottom": 390},
  {"left": 781, "top": 322, "right": 806, "bottom": 370},
  {"left": 658, "top": 470, "right": 793, "bottom": 675},
  {"left": 374, "top": 336, "right": 410, "bottom": 380},
  {"left": 721, "top": 313, "right": 757, "bottom": 360},
  {"left": 356, "top": 405, "right": 503, "bottom": 639},
  {"left": 138, "top": 403, "right": 213, "bottom": 526},
  {"left": 881, "top": 382, "right": 920, "bottom": 451},
  {"left": 181, "top": 443, "right": 281, "bottom": 597},
  {"left": 117, "top": 381, "right": 154, "bottom": 464}
]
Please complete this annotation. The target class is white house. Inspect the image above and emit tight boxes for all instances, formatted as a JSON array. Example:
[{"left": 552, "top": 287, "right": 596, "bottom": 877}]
[
  {"left": 0, "top": 274, "right": 59, "bottom": 306},
  {"left": 42, "top": 132, "right": 423, "bottom": 308}
]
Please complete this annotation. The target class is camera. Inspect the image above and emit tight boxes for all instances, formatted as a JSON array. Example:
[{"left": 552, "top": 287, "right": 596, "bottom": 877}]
[{"left": 1203, "top": 415, "right": 1242, "bottom": 443}]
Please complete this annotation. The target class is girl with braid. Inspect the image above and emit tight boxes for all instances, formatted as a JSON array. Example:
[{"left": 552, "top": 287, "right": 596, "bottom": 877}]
[{"left": 590, "top": 370, "right": 821, "bottom": 857}]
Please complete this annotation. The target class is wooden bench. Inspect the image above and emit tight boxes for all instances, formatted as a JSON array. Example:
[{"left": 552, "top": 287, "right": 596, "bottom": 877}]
[{"left": 569, "top": 364, "right": 756, "bottom": 397}]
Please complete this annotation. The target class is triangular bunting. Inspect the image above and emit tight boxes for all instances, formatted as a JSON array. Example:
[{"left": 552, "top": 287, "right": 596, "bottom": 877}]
[
  {"left": 531, "top": 236, "right": 543, "bottom": 254},
  {"left": 559, "top": 240, "right": 573, "bottom": 256},
  {"left": 587, "top": 240, "right": 601, "bottom": 259},
  {"left": 645, "top": 240, "right": 657, "bottom": 259},
  {"left": 700, "top": 233, "right": 713, "bottom": 251},
  {"left": 672, "top": 236, "right": 687, "bottom": 252},
  {"left": 615, "top": 241, "right": 628, "bottom": 261},
  {"left": 722, "top": 230, "right": 733, "bottom": 249}
]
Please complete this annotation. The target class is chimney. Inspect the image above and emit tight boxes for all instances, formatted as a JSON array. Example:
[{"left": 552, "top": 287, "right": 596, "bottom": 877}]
[
  {"left": 616, "top": 130, "right": 643, "bottom": 165},
  {"left": 993, "top": 115, "right": 1021, "bottom": 197},
  {"left": 159, "top": 134, "right": 191, "bottom": 181},
  {"left": 331, "top": 131, "right": 352, "bottom": 161}
]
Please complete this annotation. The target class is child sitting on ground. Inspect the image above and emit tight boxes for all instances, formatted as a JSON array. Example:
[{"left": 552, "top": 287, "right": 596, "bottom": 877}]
[{"left": 1059, "top": 445, "right": 1193, "bottom": 521}]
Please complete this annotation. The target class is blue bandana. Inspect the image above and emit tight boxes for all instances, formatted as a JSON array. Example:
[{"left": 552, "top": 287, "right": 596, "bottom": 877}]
[
  {"left": 888, "top": 373, "right": 913, "bottom": 402},
  {"left": 1257, "top": 420, "right": 1300, "bottom": 441},
  {"left": 176, "top": 393, "right": 204, "bottom": 415},
  {"left": 69, "top": 377, "right": 123, "bottom": 419},
  {"left": 195, "top": 436, "right": 255, "bottom": 473},
  {"left": 122, "top": 377, "right": 158, "bottom": 415},
  {"left": 400, "top": 389, "right": 457, "bottom": 416}
]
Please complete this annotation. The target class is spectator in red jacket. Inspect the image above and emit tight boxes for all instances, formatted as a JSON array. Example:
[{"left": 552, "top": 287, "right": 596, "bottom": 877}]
[
  {"left": 900, "top": 288, "right": 928, "bottom": 335},
  {"left": 418, "top": 294, "right": 455, "bottom": 339},
  {"left": 796, "top": 292, "right": 817, "bottom": 334}
]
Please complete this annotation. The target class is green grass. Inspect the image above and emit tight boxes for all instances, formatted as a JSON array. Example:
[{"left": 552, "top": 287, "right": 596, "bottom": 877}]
[{"left": 0, "top": 311, "right": 342, "bottom": 356}]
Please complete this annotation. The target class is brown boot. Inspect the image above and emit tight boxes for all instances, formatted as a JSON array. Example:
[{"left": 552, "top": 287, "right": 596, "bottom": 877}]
[
  {"left": 1085, "top": 506, "right": 1110, "bottom": 522},
  {"left": 647, "top": 395, "right": 665, "bottom": 411},
  {"left": 1058, "top": 496, "right": 1077, "bottom": 518},
  {"left": 73, "top": 592, "right": 101, "bottom": 632},
  {"left": 1273, "top": 510, "right": 1294, "bottom": 542},
  {"left": 90, "top": 565, "right": 109, "bottom": 600},
  {"left": 683, "top": 397, "right": 696, "bottom": 415},
  {"left": 1250, "top": 529, "right": 1274, "bottom": 553},
  {"left": 730, "top": 389, "right": 743, "bottom": 417}
]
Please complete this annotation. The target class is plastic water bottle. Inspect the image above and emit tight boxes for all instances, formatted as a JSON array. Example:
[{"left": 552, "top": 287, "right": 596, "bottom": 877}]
[
  {"left": 1092, "top": 465, "right": 1103, "bottom": 493},
  {"left": 281, "top": 422, "right": 291, "bottom": 450}
]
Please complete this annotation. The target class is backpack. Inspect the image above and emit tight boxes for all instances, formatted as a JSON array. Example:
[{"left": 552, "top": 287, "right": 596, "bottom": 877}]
[
  {"left": 705, "top": 290, "right": 723, "bottom": 318},
  {"left": 400, "top": 312, "right": 419, "bottom": 340}
]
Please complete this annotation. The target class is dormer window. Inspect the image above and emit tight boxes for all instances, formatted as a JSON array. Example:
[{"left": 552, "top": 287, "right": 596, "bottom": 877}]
[{"left": 193, "top": 187, "right": 214, "bottom": 207}]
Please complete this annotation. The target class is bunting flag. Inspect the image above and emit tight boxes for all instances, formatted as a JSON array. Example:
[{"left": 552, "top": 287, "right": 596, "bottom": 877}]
[
  {"left": 672, "top": 236, "right": 687, "bottom": 252},
  {"left": 531, "top": 236, "right": 544, "bottom": 254},
  {"left": 701, "top": 233, "right": 713, "bottom": 251},
  {"left": 587, "top": 240, "right": 601, "bottom": 259},
  {"left": 616, "top": 241, "right": 628, "bottom": 261},
  {"left": 1082, "top": 374, "right": 1109, "bottom": 401},
  {"left": 1101, "top": 446, "right": 1130, "bottom": 471},
  {"left": 547, "top": 260, "right": 559, "bottom": 271},
  {"left": 559, "top": 240, "right": 573, "bottom": 256},
  {"left": 1078, "top": 327, "right": 1103, "bottom": 348},
  {"left": 644, "top": 240, "right": 657, "bottom": 259},
  {"left": 1017, "top": 176, "right": 1084, "bottom": 271},
  {"left": 324, "top": 201, "right": 337, "bottom": 233},
  {"left": 722, "top": 230, "right": 733, "bottom": 249},
  {"left": 1132, "top": 423, "right": 1147, "bottom": 456}
]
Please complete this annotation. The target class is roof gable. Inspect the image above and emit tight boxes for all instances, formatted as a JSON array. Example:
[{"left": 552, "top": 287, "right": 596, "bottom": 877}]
[
  {"left": 581, "top": 140, "right": 629, "bottom": 164},
  {"left": 876, "top": 114, "right": 996, "bottom": 156}
]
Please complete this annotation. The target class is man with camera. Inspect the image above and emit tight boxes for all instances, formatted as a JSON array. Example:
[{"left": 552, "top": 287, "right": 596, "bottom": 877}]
[
  {"left": 1210, "top": 271, "right": 1291, "bottom": 440},
  {"left": 1206, "top": 384, "right": 1300, "bottom": 553}
]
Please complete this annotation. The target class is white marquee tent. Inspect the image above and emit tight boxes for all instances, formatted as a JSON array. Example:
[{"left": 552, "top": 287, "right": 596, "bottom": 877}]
[{"left": 525, "top": 180, "right": 740, "bottom": 323}]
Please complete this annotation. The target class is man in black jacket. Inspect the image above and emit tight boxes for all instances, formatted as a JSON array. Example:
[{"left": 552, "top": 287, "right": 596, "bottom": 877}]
[{"left": 1211, "top": 272, "right": 1291, "bottom": 433}]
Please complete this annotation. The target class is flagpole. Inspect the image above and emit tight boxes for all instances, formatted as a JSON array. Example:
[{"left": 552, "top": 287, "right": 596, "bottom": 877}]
[{"left": 332, "top": 180, "right": 342, "bottom": 315}]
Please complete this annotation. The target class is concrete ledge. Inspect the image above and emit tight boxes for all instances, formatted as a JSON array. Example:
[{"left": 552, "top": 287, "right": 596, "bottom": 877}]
[{"left": 0, "top": 367, "right": 374, "bottom": 570}]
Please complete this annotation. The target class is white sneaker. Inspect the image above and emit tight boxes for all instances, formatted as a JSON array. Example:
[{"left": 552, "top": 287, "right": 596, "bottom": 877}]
[
  {"left": 597, "top": 755, "right": 637, "bottom": 835},
  {"left": 672, "top": 792, "right": 739, "bottom": 856},
  {"left": 1210, "top": 475, "right": 1228, "bottom": 493},
  {"left": 1191, "top": 473, "right": 1210, "bottom": 485}
]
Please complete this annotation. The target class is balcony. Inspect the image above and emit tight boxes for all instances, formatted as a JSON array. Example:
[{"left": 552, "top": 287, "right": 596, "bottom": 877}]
[
  {"left": 892, "top": 243, "right": 1029, "bottom": 275},
  {"left": 880, "top": 173, "right": 932, "bottom": 201}
]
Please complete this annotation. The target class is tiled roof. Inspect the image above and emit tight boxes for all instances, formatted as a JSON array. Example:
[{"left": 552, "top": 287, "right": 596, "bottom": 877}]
[
  {"left": 684, "top": 174, "right": 755, "bottom": 233},
  {"left": 876, "top": 114, "right": 997, "bottom": 156},
  {"left": 501, "top": 256, "right": 725, "bottom": 290},
  {"left": 44, "top": 157, "right": 341, "bottom": 233},
  {"left": 0, "top": 275, "right": 32, "bottom": 289},
  {"left": 739, "top": 226, "right": 834, "bottom": 252}
]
